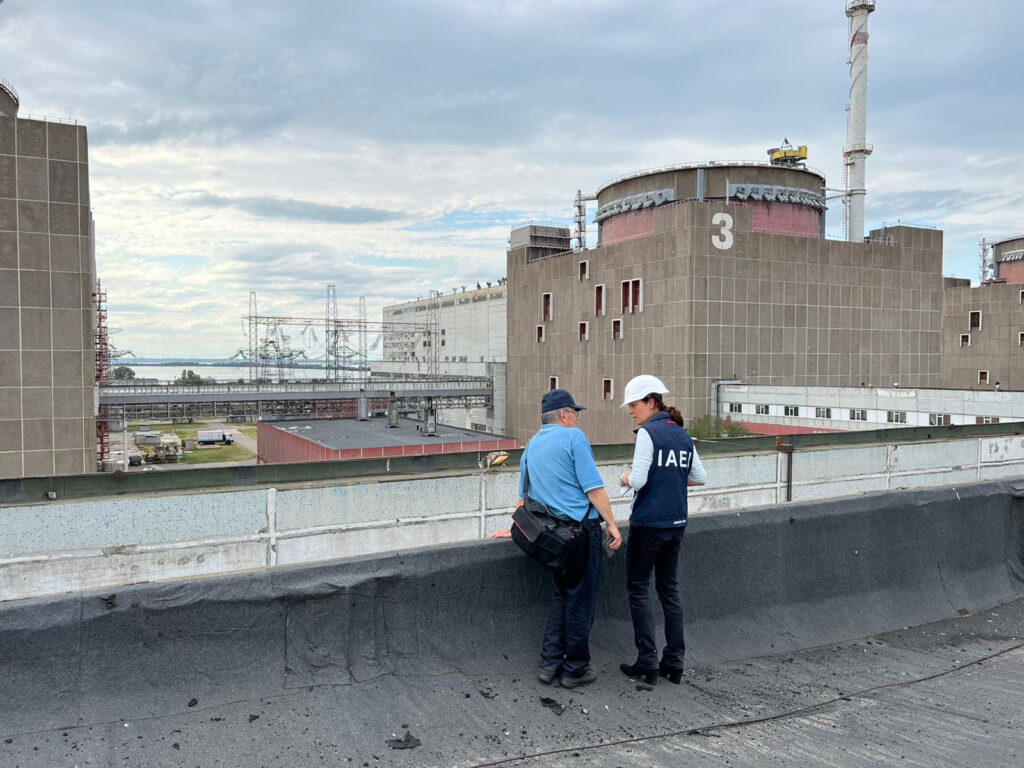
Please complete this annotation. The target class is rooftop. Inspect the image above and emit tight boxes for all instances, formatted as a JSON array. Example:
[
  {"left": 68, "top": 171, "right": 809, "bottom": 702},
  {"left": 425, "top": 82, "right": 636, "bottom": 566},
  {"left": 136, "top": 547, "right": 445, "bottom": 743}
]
[
  {"left": 595, "top": 159, "right": 827, "bottom": 196},
  {"left": 266, "top": 415, "right": 511, "bottom": 450},
  {"left": 2, "top": 479, "right": 1021, "bottom": 766}
]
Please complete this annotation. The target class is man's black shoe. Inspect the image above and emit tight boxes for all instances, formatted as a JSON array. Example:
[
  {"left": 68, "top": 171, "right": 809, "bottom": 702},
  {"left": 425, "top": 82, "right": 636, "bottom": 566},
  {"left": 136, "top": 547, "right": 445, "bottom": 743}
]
[
  {"left": 537, "top": 667, "right": 559, "bottom": 684},
  {"left": 620, "top": 662, "right": 658, "bottom": 685},
  {"left": 560, "top": 667, "right": 597, "bottom": 688}
]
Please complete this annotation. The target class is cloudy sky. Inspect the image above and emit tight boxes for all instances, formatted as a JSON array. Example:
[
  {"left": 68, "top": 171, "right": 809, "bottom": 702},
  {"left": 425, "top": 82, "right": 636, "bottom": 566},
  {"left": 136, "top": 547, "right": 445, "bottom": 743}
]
[{"left": 3, "top": 1, "right": 1022, "bottom": 358}]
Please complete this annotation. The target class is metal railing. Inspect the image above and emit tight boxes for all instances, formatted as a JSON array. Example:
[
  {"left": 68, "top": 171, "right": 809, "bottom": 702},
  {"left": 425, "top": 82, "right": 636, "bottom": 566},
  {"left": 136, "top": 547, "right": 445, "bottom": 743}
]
[
  {"left": 596, "top": 160, "right": 827, "bottom": 195},
  {"left": 0, "top": 76, "right": 18, "bottom": 107},
  {"left": 508, "top": 220, "right": 571, "bottom": 230},
  {"left": 17, "top": 112, "right": 80, "bottom": 125},
  {"left": 99, "top": 377, "right": 492, "bottom": 397},
  {"left": 879, "top": 220, "right": 939, "bottom": 231}
]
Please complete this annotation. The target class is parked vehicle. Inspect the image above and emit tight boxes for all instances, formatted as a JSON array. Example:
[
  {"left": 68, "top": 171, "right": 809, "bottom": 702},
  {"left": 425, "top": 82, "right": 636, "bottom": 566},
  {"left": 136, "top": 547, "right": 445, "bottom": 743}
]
[{"left": 197, "top": 430, "right": 233, "bottom": 445}]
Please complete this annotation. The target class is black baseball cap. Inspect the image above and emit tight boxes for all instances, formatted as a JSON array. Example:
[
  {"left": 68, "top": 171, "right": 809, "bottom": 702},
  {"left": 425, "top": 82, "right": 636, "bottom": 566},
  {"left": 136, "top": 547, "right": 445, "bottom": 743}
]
[{"left": 542, "top": 388, "right": 586, "bottom": 414}]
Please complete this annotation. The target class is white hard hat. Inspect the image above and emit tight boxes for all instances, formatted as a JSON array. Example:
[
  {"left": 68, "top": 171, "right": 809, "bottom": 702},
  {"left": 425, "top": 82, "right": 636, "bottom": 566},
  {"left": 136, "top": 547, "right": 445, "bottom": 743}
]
[{"left": 621, "top": 374, "right": 669, "bottom": 407}]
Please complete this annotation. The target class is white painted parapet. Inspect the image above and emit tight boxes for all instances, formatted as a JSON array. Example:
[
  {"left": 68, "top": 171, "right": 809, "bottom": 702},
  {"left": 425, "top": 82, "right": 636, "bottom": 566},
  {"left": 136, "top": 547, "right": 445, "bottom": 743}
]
[{"left": 4, "top": 433, "right": 1024, "bottom": 602}]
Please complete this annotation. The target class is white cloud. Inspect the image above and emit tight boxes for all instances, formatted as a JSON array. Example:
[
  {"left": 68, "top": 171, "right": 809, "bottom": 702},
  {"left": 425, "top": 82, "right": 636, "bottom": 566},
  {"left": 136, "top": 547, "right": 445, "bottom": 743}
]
[{"left": 3, "top": 0, "right": 1022, "bottom": 355}]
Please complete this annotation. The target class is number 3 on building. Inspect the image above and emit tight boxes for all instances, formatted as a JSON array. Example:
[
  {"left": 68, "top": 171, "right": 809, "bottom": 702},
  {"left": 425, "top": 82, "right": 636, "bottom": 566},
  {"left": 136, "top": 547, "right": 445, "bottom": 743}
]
[{"left": 711, "top": 212, "right": 733, "bottom": 250}]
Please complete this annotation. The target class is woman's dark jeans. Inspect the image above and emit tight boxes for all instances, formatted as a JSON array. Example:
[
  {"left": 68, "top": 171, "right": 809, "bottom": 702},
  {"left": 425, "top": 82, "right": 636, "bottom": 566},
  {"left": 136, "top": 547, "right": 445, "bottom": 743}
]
[{"left": 626, "top": 524, "right": 686, "bottom": 670}]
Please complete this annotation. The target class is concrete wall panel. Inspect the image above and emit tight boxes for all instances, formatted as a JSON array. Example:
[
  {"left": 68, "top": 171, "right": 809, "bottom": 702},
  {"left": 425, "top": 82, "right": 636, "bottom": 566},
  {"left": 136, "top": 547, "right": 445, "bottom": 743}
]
[
  {"left": 0, "top": 491, "right": 266, "bottom": 557},
  {"left": 792, "top": 476, "right": 888, "bottom": 500},
  {"left": 15, "top": 156, "right": 47, "bottom": 201},
  {"left": 0, "top": 540, "right": 266, "bottom": 602},
  {"left": 979, "top": 463, "right": 1024, "bottom": 480},
  {"left": 704, "top": 453, "right": 777, "bottom": 486},
  {"left": 792, "top": 445, "right": 887, "bottom": 482},
  {"left": 892, "top": 469, "right": 979, "bottom": 488},
  {"left": 981, "top": 435, "right": 1024, "bottom": 463},
  {"left": 275, "top": 476, "right": 482, "bottom": 531},
  {"left": 483, "top": 469, "right": 521, "bottom": 511},
  {"left": 890, "top": 440, "right": 978, "bottom": 472},
  {"left": 275, "top": 517, "right": 479, "bottom": 565},
  {"left": 689, "top": 486, "right": 778, "bottom": 512}
]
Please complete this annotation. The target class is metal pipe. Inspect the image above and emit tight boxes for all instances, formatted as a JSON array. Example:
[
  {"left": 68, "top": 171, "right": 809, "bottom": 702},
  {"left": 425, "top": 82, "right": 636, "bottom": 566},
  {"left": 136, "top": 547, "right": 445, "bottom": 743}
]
[
  {"left": 709, "top": 378, "right": 741, "bottom": 422},
  {"left": 776, "top": 437, "right": 794, "bottom": 502}
]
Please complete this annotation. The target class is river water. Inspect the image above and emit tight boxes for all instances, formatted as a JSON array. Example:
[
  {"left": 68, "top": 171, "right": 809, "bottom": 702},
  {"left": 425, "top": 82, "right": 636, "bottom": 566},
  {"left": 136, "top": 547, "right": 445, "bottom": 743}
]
[{"left": 118, "top": 365, "right": 326, "bottom": 383}]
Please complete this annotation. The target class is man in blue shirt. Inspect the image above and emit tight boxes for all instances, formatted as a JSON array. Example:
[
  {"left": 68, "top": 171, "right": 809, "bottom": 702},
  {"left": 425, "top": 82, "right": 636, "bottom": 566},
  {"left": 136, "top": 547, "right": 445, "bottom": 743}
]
[{"left": 514, "top": 388, "right": 622, "bottom": 688}]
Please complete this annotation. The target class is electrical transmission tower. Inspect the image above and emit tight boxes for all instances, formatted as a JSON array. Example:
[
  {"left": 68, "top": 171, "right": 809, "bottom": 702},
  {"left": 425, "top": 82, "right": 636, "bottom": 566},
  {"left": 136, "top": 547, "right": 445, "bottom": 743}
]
[
  {"left": 248, "top": 291, "right": 258, "bottom": 384},
  {"left": 358, "top": 296, "right": 368, "bottom": 384},
  {"left": 325, "top": 284, "right": 340, "bottom": 382},
  {"left": 238, "top": 285, "right": 428, "bottom": 384},
  {"left": 426, "top": 289, "right": 441, "bottom": 378},
  {"left": 979, "top": 238, "right": 994, "bottom": 283}
]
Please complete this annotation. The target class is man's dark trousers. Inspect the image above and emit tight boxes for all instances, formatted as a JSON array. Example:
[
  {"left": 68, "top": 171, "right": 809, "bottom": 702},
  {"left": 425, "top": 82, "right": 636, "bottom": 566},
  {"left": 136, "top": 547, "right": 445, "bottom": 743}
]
[
  {"left": 540, "top": 519, "right": 603, "bottom": 679},
  {"left": 626, "top": 525, "right": 686, "bottom": 670}
]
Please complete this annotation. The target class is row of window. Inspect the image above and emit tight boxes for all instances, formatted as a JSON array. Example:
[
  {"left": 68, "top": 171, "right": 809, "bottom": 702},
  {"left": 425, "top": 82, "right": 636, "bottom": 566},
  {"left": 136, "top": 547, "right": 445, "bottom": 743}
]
[
  {"left": 728, "top": 402, "right": 1000, "bottom": 425},
  {"left": 541, "top": 279, "right": 643, "bottom": 322},
  {"left": 537, "top": 319, "right": 625, "bottom": 343},
  {"left": 548, "top": 376, "right": 615, "bottom": 402},
  {"left": 960, "top": 332, "right": 1024, "bottom": 350}
]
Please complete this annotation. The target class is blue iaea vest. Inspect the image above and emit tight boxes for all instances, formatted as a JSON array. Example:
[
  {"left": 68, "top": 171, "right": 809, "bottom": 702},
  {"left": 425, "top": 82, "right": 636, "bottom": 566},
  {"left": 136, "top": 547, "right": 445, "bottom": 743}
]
[{"left": 631, "top": 411, "right": 695, "bottom": 528}]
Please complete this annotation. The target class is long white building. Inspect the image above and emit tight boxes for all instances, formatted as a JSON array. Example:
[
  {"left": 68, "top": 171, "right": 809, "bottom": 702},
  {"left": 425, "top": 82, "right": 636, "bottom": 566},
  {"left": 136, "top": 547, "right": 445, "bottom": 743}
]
[
  {"left": 376, "top": 284, "right": 506, "bottom": 377},
  {"left": 373, "top": 284, "right": 507, "bottom": 433},
  {"left": 718, "top": 383, "right": 1020, "bottom": 435}
]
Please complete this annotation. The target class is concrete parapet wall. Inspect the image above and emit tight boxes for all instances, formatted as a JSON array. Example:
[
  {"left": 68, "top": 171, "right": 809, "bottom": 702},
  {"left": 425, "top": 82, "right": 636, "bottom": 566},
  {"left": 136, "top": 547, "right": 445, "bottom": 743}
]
[
  {"left": 1, "top": 480, "right": 1022, "bottom": 734},
  {"left": 4, "top": 434, "right": 1024, "bottom": 601}
]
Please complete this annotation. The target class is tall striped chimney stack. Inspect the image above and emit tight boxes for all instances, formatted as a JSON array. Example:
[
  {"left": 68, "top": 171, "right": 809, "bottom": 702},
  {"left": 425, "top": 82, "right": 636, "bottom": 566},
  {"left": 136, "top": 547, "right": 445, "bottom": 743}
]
[{"left": 844, "top": 1, "right": 875, "bottom": 242}]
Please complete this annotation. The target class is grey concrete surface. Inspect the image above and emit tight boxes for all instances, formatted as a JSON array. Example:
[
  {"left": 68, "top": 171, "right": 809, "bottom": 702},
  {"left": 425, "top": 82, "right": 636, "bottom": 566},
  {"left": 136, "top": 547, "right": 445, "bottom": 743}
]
[{"left": 1, "top": 479, "right": 1022, "bottom": 766}]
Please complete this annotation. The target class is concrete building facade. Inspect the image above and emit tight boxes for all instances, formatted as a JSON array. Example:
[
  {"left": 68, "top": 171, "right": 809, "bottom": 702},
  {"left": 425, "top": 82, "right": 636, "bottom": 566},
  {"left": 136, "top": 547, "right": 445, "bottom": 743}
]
[
  {"left": 0, "top": 81, "right": 96, "bottom": 479},
  {"left": 941, "top": 277, "right": 1024, "bottom": 391},
  {"left": 507, "top": 162, "right": 945, "bottom": 444},
  {"left": 375, "top": 284, "right": 507, "bottom": 432},
  {"left": 378, "top": 283, "right": 506, "bottom": 377}
]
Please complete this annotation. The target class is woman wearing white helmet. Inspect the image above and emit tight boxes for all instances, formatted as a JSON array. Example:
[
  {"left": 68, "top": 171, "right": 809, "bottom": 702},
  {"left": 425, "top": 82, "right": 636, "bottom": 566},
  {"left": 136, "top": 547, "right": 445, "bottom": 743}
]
[{"left": 617, "top": 374, "right": 706, "bottom": 685}]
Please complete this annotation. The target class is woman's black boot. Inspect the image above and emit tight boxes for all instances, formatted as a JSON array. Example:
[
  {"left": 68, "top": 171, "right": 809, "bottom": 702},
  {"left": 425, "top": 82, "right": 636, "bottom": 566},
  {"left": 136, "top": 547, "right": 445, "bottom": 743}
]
[
  {"left": 620, "top": 662, "right": 658, "bottom": 685},
  {"left": 658, "top": 661, "right": 683, "bottom": 684}
]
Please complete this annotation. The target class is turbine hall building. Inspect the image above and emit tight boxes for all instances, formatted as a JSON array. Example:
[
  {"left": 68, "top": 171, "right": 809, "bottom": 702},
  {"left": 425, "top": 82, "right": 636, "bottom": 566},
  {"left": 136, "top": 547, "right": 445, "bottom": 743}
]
[{"left": 506, "top": 160, "right": 945, "bottom": 445}]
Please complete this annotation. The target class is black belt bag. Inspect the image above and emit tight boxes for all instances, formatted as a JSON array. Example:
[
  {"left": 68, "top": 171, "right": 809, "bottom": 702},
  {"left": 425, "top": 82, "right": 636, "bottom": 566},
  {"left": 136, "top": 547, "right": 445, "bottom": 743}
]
[{"left": 511, "top": 463, "right": 583, "bottom": 575}]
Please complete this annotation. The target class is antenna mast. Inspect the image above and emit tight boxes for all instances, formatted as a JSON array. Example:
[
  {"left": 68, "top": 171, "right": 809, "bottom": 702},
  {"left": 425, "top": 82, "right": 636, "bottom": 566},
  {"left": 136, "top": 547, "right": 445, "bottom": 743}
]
[{"left": 979, "top": 237, "right": 993, "bottom": 283}]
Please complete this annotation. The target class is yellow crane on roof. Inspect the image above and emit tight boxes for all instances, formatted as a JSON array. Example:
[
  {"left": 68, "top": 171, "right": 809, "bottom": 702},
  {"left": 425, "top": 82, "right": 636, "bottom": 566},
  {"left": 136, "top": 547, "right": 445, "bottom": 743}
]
[{"left": 767, "top": 139, "right": 808, "bottom": 166}]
